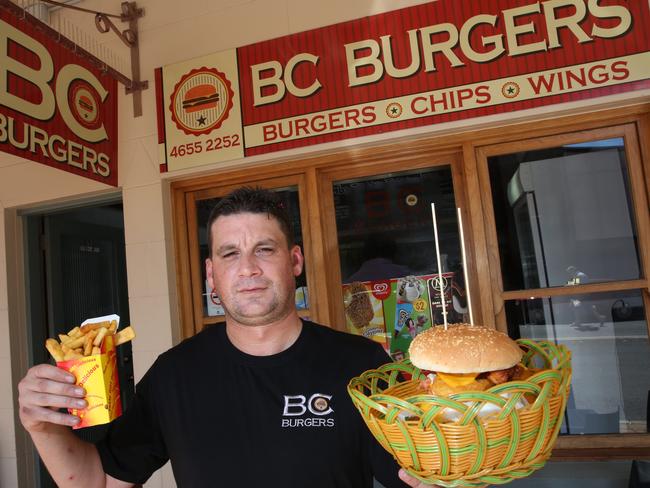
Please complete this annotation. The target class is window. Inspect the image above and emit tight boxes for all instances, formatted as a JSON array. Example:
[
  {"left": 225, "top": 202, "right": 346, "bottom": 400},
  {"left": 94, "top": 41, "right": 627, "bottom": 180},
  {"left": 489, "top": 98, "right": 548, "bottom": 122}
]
[
  {"left": 488, "top": 138, "right": 640, "bottom": 291},
  {"left": 173, "top": 176, "right": 312, "bottom": 335},
  {"left": 477, "top": 124, "right": 650, "bottom": 451},
  {"left": 331, "top": 167, "right": 469, "bottom": 359},
  {"left": 194, "top": 188, "right": 307, "bottom": 319}
]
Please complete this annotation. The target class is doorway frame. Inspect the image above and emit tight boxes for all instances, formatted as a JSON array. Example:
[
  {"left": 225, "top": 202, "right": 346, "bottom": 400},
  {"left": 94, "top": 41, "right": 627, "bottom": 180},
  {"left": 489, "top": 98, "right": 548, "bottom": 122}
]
[{"left": 6, "top": 190, "right": 123, "bottom": 488}]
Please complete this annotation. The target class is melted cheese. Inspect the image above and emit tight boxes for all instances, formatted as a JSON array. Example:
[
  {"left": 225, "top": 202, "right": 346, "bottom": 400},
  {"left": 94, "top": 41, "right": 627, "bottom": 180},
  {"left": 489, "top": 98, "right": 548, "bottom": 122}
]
[{"left": 436, "top": 372, "right": 479, "bottom": 387}]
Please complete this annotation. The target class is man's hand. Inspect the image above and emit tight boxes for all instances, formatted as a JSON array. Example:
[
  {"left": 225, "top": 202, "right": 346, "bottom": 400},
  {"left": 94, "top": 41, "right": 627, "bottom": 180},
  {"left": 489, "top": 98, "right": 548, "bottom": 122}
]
[
  {"left": 398, "top": 469, "right": 442, "bottom": 487},
  {"left": 18, "top": 363, "right": 86, "bottom": 432}
]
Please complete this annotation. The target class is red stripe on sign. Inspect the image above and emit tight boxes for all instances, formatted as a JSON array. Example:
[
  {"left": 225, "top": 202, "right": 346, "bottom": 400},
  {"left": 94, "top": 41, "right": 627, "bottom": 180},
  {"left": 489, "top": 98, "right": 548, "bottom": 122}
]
[{"left": 239, "top": 0, "right": 650, "bottom": 129}]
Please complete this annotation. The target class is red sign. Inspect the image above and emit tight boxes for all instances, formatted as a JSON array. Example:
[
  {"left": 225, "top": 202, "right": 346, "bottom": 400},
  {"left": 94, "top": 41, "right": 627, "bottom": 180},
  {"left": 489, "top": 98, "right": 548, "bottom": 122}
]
[
  {"left": 0, "top": 8, "right": 118, "bottom": 186},
  {"left": 156, "top": 0, "right": 650, "bottom": 172},
  {"left": 238, "top": 0, "right": 650, "bottom": 155}
]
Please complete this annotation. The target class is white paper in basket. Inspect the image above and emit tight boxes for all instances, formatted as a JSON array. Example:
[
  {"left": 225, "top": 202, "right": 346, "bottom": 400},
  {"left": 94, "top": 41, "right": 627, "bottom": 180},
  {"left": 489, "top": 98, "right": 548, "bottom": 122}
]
[{"left": 398, "top": 374, "right": 529, "bottom": 422}]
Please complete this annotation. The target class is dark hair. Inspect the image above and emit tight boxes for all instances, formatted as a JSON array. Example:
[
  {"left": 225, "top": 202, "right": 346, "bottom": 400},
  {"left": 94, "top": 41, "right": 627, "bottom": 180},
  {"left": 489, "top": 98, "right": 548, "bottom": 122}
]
[{"left": 207, "top": 186, "right": 294, "bottom": 255}]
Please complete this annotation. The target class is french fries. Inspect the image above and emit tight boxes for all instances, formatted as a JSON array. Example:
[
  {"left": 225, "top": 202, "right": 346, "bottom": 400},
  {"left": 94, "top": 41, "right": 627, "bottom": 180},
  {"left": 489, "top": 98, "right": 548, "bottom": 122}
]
[
  {"left": 45, "top": 339, "right": 64, "bottom": 362},
  {"left": 45, "top": 320, "right": 135, "bottom": 362}
]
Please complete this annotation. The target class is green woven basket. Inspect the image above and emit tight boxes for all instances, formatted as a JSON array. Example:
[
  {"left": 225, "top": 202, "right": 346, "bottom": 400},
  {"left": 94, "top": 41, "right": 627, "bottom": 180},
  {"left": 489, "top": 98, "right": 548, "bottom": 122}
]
[{"left": 348, "top": 339, "right": 571, "bottom": 487}]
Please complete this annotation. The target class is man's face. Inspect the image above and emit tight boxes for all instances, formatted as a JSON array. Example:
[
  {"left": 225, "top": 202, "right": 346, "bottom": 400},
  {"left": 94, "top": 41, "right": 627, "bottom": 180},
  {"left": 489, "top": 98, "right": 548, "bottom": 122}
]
[{"left": 205, "top": 212, "right": 304, "bottom": 326}]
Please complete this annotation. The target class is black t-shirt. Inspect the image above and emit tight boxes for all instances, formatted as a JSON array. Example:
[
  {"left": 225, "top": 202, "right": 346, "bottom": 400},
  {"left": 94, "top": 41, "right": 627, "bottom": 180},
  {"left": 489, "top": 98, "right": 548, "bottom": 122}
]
[{"left": 96, "top": 320, "right": 408, "bottom": 488}]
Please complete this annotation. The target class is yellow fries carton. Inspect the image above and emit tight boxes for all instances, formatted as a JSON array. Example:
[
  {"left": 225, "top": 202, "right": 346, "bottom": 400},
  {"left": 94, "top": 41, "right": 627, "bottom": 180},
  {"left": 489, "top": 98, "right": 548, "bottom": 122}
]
[{"left": 56, "top": 315, "right": 122, "bottom": 429}]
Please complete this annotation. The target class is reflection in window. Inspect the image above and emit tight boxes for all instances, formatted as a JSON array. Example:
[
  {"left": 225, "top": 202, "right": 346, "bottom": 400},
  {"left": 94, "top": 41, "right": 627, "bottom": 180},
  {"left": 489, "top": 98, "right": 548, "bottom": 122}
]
[
  {"left": 334, "top": 168, "right": 461, "bottom": 282},
  {"left": 488, "top": 138, "right": 641, "bottom": 291},
  {"left": 333, "top": 168, "right": 470, "bottom": 359},
  {"left": 506, "top": 290, "right": 649, "bottom": 435},
  {"left": 195, "top": 188, "right": 307, "bottom": 318}
]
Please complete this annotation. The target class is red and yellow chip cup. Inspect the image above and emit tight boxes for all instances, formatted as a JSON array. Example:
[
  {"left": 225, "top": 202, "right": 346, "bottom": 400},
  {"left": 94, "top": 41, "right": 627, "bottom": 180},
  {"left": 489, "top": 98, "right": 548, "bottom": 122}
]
[{"left": 45, "top": 315, "right": 135, "bottom": 429}]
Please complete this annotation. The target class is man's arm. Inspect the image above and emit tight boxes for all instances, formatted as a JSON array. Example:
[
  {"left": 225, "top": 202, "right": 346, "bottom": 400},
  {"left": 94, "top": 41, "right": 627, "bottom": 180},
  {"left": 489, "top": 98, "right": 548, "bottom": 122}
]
[{"left": 18, "top": 363, "right": 134, "bottom": 488}]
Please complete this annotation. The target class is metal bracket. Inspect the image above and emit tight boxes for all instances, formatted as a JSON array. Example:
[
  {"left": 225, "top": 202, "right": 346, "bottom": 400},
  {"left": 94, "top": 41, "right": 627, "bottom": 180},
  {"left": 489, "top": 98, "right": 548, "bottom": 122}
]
[
  {"left": 95, "top": 2, "right": 147, "bottom": 116},
  {"left": 26, "top": 0, "right": 149, "bottom": 117}
]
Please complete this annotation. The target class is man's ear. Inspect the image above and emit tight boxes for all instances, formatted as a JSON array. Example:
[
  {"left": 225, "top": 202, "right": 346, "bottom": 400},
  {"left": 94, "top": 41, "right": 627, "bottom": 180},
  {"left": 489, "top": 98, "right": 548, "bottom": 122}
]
[
  {"left": 206, "top": 257, "right": 215, "bottom": 290},
  {"left": 290, "top": 245, "right": 304, "bottom": 277}
]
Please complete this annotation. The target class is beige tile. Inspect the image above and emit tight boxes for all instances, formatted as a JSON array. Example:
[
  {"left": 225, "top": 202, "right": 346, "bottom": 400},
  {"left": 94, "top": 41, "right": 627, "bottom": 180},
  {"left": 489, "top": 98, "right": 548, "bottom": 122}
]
[
  {"left": 125, "top": 241, "right": 170, "bottom": 298},
  {"left": 142, "top": 467, "right": 162, "bottom": 488},
  {"left": 132, "top": 350, "right": 161, "bottom": 384},
  {"left": 139, "top": 135, "right": 164, "bottom": 177},
  {"left": 0, "top": 210, "right": 6, "bottom": 311},
  {"left": 0, "top": 408, "right": 16, "bottom": 458},
  {"left": 0, "top": 160, "right": 109, "bottom": 209},
  {"left": 0, "top": 309, "right": 10, "bottom": 358},
  {"left": 0, "top": 457, "right": 18, "bottom": 488},
  {"left": 287, "top": 0, "right": 433, "bottom": 33},
  {"left": 138, "top": 1, "right": 287, "bottom": 71},
  {"left": 123, "top": 183, "right": 166, "bottom": 245},
  {"left": 116, "top": 84, "right": 159, "bottom": 146},
  {"left": 144, "top": 242, "right": 171, "bottom": 297},
  {"left": 118, "top": 139, "right": 161, "bottom": 189},
  {"left": 0, "top": 153, "right": 26, "bottom": 168},
  {"left": 125, "top": 243, "right": 149, "bottom": 298},
  {"left": 160, "top": 461, "right": 177, "bottom": 488},
  {"left": 0, "top": 357, "right": 14, "bottom": 409},
  {"left": 138, "top": 0, "right": 248, "bottom": 34},
  {"left": 129, "top": 295, "right": 174, "bottom": 354}
]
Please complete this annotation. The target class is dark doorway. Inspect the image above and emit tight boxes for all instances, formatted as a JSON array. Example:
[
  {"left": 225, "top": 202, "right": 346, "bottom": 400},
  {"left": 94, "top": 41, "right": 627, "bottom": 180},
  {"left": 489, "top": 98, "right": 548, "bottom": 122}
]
[{"left": 25, "top": 201, "right": 134, "bottom": 488}]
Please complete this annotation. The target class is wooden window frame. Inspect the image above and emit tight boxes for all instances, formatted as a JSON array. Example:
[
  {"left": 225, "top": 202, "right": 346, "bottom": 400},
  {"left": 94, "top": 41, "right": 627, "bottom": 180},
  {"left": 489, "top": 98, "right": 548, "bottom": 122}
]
[
  {"left": 315, "top": 150, "right": 483, "bottom": 331},
  {"left": 172, "top": 173, "right": 320, "bottom": 337},
  {"left": 170, "top": 103, "right": 650, "bottom": 459},
  {"left": 473, "top": 123, "right": 650, "bottom": 457}
]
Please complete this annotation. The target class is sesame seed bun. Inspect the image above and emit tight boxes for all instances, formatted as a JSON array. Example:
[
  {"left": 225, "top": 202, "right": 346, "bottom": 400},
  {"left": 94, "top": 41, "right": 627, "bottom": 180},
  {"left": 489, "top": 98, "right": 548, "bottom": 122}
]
[{"left": 408, "top": 323, "right": 523, "bottom": 373}]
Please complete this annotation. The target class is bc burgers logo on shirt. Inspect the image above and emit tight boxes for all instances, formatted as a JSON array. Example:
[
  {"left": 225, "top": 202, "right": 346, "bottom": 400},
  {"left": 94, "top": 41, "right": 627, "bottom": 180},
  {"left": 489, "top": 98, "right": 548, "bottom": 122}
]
[{"left": 282, "top": 393, "right": 335, "bottom": 428}]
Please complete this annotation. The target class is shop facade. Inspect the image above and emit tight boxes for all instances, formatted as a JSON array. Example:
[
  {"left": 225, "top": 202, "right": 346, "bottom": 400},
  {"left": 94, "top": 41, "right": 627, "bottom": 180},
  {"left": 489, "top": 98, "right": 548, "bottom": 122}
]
[{"left": 1, "top": 0, "right": 649, "bottom": 487}]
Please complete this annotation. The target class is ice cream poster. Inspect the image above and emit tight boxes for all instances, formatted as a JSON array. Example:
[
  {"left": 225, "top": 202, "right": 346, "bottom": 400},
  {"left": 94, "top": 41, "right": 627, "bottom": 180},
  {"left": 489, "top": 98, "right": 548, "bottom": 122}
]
[
  {"left": 342, "top": 273, "right": 458, "bottom": 358},
  {"left": 342, "top": 280, "right": 391, "bottom": 349},
  {"left": 384, "top": 274, "right": 448, "bottom": 359}
]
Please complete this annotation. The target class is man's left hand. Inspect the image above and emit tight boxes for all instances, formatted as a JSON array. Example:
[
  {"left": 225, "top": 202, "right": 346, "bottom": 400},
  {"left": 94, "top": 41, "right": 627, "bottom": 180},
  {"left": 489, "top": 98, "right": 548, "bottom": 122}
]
[{"left": 398, "top": 469, "right": 441, "bottom": 487}]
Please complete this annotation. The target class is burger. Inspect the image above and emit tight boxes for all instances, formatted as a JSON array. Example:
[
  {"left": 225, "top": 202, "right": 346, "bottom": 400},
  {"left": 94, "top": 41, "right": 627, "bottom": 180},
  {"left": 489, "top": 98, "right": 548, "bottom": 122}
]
[
  {"left": 409, "top": 323, "right": 532, "bottom": 396},
  {"left": 78, "top": 95, "right": 94, "bottom": 117},
  {"left": 182, "top": 84, "right": 219, "bottom": 113}
]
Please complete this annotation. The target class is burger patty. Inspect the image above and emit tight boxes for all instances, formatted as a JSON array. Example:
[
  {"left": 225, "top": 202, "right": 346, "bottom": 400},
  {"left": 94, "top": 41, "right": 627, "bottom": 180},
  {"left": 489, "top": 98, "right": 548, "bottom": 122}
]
[
  {"left": 481, "top": 365, "right": 519, "bottom": 385},
  {"left": 482, "top": 363, "right": 534, "bottom": 384},
  {"left": 419, "top": 364, "right": 530, "bottom": 393}
]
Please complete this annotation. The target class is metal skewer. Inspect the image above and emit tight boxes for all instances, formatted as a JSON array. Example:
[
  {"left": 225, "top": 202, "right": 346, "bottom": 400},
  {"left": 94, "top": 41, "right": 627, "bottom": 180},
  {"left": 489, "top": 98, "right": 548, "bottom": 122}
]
[
  {"left": 431, "top": 203, "right": 448, "bottom": 330},
  {"left": 457, "top": 208, "right": 474, "bottom": 326}
]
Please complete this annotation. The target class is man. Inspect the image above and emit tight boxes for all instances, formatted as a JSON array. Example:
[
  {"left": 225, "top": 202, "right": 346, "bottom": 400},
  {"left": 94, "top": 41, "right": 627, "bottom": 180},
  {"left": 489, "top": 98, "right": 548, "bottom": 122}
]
[{"left": 18, "top": 187, "right": 433, "bottom": 487}]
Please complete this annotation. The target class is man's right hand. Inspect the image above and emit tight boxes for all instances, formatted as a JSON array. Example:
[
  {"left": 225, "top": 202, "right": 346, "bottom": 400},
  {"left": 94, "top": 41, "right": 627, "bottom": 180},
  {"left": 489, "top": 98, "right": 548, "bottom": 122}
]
[{"left": 18, "top": 364, "right": 86, "bottom": 432}]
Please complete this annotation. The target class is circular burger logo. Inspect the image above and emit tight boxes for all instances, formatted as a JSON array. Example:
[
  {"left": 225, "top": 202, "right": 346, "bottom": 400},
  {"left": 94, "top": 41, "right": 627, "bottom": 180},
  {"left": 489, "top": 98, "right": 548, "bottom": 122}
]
[
  {"left": 69, "top": 80, "right": 102, "bottom": 129},
  {"left": 170, "top": 67, "right": 234, "bottom": 136},
  {"left": 309, "top": 394, "right": 333, "bottom": 415}
]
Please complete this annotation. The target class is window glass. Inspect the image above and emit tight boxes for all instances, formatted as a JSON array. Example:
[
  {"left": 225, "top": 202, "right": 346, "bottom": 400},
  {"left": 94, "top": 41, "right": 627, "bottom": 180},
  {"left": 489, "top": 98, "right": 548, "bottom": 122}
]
[
  {"left": 488, "top": 138, "right": 641, "bottom": 291},
  {"left": 333, "top": 167, "right": 468, "bottom": 359},
  {"left": 195, "top": 187, "right": 307, "bottom": 318},
  {"left": 506, "top": 290, "right": 649, "bottom": 435},
  {"left": 335, "top": 169, "right": 460, "bottom": 280}
]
